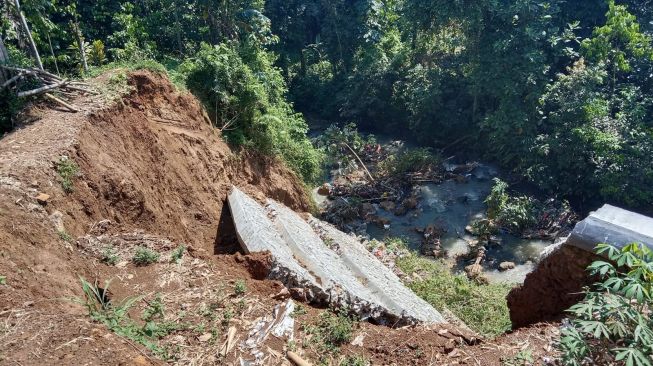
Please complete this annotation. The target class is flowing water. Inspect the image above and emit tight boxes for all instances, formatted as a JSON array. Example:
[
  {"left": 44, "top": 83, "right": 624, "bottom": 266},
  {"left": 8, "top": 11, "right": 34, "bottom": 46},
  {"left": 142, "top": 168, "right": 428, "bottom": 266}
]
[{"left": 315, "top": 162, "right": 554, "bottom": 284}]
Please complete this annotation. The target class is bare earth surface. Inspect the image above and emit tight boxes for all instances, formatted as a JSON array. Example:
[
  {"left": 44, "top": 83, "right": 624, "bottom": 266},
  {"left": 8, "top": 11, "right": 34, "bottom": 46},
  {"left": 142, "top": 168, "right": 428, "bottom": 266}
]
[{"left": 0, "top": 70, "right": 560, "bottom": 365}]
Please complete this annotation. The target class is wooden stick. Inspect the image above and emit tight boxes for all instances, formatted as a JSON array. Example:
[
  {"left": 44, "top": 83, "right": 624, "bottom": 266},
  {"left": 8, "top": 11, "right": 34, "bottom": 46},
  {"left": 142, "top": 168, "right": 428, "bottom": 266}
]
[
  {"left": 0, "top": 72, "right": 24, "bottom": 90},
  {"left": 63, "top": 84, "right": 98, "bottom": 95},
  {"left": 342, "top": 142, "right": 375, "bottom": 182},
  {"left": 287, "top": 351, "right": 312, "bottom": 366},
  {"left": 44, "top": 93, "right": 78, "bottom": 112},
  {"left": 17, "top": 80, "right": 66, "bottom": 97}
]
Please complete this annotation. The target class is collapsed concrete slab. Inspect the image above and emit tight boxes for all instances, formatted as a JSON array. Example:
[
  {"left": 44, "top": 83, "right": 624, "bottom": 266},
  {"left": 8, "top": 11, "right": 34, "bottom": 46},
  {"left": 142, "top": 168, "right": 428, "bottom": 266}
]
[
  {"left": 566, "top": 204, "right": 653, "bottom": 252},
  {"left": 508, "top": 204, "right": 653, "bottom": 328},
  {"left": 228, "top": 186, "right": 446, "bottom": 325},
  {"left": 227, "top": 187, "right": 324, "bottom": 300}
]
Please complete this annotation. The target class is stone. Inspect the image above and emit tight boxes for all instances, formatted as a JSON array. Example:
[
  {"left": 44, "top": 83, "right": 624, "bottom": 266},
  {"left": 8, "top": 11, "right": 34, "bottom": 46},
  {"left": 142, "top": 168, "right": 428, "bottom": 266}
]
[
  {"left": 131, "top": 355, "right": 151, "bottom": 366},
  {"left": 35, "top": 193, "right": 50, "bottom": 205},
  {"left": 379, "top": 201, "right": 396, "bottom": 211},
  {"left": 489, "top": 235, "right": 502, "bottom": 245},
  {"left": 403, "top": 197, "right": 418, "bottom": 210},
  {"left": 360, "top": 202, "right": 376, "bottom": 215},
  {"left": 49, "top": 210, "right": 65, "bottom": 232},
  {"left": 198, "top": 333, "right": 212, "bottom": 342},
  {"left": 393, "top": 205, "right": 408, "bottom": 216},
  {"left": 317, "top": 183, "right": 331, "bottom": 196},
  {"left": 499, "top": 261, "right": 516, "bottom": 271}
]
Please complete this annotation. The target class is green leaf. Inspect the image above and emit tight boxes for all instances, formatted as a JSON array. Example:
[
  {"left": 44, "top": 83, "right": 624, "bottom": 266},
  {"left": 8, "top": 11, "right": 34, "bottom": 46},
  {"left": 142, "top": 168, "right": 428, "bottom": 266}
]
[
  {"left": 614, "top": 347, "right": 652, "bottom": 366},
  {"left": 588, "top": 261, "right": 616, "bottom": 277}
]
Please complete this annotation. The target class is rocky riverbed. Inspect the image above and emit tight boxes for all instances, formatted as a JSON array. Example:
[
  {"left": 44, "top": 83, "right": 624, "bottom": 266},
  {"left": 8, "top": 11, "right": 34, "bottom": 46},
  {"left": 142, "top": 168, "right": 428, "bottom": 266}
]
[{"left": 311, "top": 137, "right": 576, "bottom": 284}]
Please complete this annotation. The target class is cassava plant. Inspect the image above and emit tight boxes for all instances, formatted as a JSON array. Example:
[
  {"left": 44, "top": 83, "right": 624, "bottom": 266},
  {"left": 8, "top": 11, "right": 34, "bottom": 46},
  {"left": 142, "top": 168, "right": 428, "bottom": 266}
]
[{"left": 560, "top": 243, "right": 653, "bottom": 366}]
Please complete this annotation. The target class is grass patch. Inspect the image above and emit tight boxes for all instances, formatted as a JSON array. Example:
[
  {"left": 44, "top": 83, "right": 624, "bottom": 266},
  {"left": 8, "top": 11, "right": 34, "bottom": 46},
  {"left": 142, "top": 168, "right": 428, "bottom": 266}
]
[
  {"left": 56, "top": 157, "right": 79, "bottom": 193},
  {"left": 396, "top": 254, "right": 511, "bottom": 337},
  {"left": 86, "top": 59, "right": 168, "bottom": 79},
  {"left": 57, "top": 230, "right": 73, "bottom": 243},
  {"left": 170, "top": 244, "right": 186, "bottom": 264},
  {"left": 76, "top": 278, "right": 184, "bottom": 360},
  {"left": 339, "top": 355, "right": 369, "bottom": 366},
  {"left": 101, "top": 247, "right": 120, "bottom": 265},
  {"left": 0, "top": 276, "right": 6, "bottom": 285},
  {"left": 303, "top": 308, "right": 357, "bottom": 363},
  {"left": 132, "top": 246, "right": 160, "bottom": 266}
]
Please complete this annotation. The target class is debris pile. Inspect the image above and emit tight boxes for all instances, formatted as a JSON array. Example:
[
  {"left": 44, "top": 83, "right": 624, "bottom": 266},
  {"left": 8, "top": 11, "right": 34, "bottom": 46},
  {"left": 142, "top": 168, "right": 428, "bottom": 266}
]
[{"left": 1, "top": 65, "right": 95, "bottom": 112}]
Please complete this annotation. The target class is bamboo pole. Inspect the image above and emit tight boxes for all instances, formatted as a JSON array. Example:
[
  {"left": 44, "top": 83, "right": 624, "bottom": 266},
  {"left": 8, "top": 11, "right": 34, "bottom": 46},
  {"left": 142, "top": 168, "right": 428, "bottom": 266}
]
[
  {"left": 44, "top": 93, "right": 78, "bottom": 112},
  {"left": 342, "top": 142, "right": 375, "bottom": 182},
  {"left": 14, "top": 0, "right": 43, "bottom": 70},
  {"left": 17, "top": 80, "right": 66, "bottom": 97}
]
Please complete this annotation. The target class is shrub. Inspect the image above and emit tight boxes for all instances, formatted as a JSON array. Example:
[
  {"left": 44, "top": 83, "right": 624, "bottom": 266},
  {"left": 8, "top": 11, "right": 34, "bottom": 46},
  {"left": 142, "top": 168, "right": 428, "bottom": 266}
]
[
  {"left": 56, "top": 157, "right": 79, "bottom": 193},
  {"left": 233, "top": 280, "right": 247, "bottom": 296},
  {"left": 485, "top": 178, "right": 537, "bottom": 234},
  {"left": 379, "top": 147, "right": 439, "bottom": 177},
  {"left": 560, "top": 243, "right": 653, "bottom": 366},
  {"left": 178, "top": 42, "right": 323, "bottom": 183},
  {"left": 101, "top": 247, "right": 120, "bottom": 266},
  {"left": 76, "top": 278, "right": 181, "bottom": 359},
  {"left": 305, "top": 308, "right": 357, "bottom": 359},
  {"left": 132, "top": 246, "right": 160, "bottom": 266},
  {"left": 170, "top": 244, "right": 185, "bottom": 264}
]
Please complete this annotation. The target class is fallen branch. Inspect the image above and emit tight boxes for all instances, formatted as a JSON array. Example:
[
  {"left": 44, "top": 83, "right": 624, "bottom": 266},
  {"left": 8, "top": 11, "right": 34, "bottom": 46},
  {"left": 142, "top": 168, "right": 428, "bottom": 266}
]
[
  {"left": 44, "top": 93, "right": 78, "bottom": 112},
  {"left": 17, "top": 80, "right": 67, "bottom": 97},
  {"left": 342, "top": 142, "right": 375, "bottom": 183},
  {"left": 287, "top": 351, "right": 312, "bottom": 366}
]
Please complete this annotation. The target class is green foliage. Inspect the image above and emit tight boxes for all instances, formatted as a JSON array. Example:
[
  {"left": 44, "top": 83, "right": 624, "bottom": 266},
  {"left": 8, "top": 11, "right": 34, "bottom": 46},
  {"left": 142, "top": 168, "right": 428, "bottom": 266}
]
[
  {"left": 178, "top": 42, "right": 323, "bottom": 182},
  {"left": 502, "top": 349, "right": 534, "bottom": 366},
  {"left": 484, "top": 179, "right": 537, "bottom": 234},
  {"left": 107, "top": 3, "right": 154, "bottom": 61},
  {"left": 314, "top": 123, "right": 376, "bottom": 167},
  {"left": 378, "top": 147, "right": 438, "bottom": 177},
  {"left": 233, "top": 280, "right": 247, "bottom": 296},
  {"left": 304, "top": 308, "right": 357, "bottom": 359},
  {"left": 396, "top": 253, "right": 511, "bottom": 337},
  {"left": 56, "top": 157, "right": 79, "bottom": 193},
  {"left": 170, "top": 245, "right": 185, "bottom": 264},
  {"left": 560, "top": 243, "right": 653, "bottom": 366},
  {"left": 101, "top": 247, "right": 120, "bottom": 266},
  {"left": 57, "top": 230, "right": 73, "bottom": 243},
  {"left": 582, "top": 0, "right": 653, "bottom": 73},
  {"left": 132, "top": 246, "right": 160, "bottom": 266},
  {"left": 0, "top": 276, "right": 6, "bottom": 285},
  {"left": 339, "top": 355, "right": 369, "bottom": 366},
  {"left": 89, "top": 40, "right": 107, "bottom": 66},
  {"left": 76, "top": 278, "right": 181, "bottom": 359}
]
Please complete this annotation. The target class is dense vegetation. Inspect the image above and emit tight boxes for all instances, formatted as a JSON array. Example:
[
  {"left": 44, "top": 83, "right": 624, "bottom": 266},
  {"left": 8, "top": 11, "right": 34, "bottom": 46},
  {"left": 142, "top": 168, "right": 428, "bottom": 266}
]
[
  {"left": 561, "top": 243, "right": 653, "bottom": 366},
  {"left": 1, "top": 0, "right": 652, "bottom": 205}
]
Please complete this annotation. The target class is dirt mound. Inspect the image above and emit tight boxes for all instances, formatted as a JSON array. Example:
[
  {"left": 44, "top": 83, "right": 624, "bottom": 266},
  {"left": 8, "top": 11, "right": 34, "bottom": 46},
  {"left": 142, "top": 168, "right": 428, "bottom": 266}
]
[
  {"left": 507, "top": 244, "right": 597, "bottom": 328},
  {"left": 0, "top": 70, "right": 310, "bottom": 364},
  {"left": 63, "top": 71, "right": 310, "bottom": 252}
]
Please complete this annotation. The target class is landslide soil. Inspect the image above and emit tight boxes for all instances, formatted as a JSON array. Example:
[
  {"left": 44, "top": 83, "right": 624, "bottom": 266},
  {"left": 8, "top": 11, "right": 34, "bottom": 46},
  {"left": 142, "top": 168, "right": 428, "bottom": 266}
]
[{"left": 0, "top": 70, "right": 560, "bottom": 365}]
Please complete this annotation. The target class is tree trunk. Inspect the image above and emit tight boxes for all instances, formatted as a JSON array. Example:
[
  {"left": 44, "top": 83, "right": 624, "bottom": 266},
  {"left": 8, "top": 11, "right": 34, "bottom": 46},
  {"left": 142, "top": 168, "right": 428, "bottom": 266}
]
[
  {"left": 14, "top": 0, "right": 43, "bottom": 70},
  {"left": 0, "top": 36, "right": 9, "bottom": 84},
  {"left": 73, "top": 22, "right": 88, "bottom": 73},
  {"left": 46, "top": 31, "right": 59, "bottom": 74},
  {"left": 173, "top": 8, "right": 183, "bottom": 55}
]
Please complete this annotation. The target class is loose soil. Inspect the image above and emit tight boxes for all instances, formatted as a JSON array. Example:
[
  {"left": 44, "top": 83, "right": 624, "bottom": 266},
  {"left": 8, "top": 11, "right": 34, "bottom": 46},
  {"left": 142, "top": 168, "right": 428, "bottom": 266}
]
[{"left": 0, "top": 70, "right": 560, "bottom": 365}]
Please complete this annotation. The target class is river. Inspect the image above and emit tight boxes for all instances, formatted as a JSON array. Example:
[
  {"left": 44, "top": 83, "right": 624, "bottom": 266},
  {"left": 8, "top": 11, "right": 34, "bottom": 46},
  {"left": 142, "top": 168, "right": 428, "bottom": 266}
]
[{"left": 313, "top": 159, "right": 554, "bottom": 284}]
